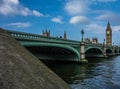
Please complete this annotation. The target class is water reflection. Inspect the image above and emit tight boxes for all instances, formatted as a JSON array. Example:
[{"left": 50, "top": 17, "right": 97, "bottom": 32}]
[{"left": 43, "top": 56, "right": 120, "bottom": 89}]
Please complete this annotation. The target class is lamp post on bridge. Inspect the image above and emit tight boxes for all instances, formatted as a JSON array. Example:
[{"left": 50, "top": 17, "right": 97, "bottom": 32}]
[
  {"left": 103, "top": 38, "right": 105, "bottom": 45},
  {"left": 103, "top": 38, "right": 107, "bottom": 58},
  {"left": 81, "top": 29, "right": 84, "bottom": 42},
  {"left": 113, "top": 43, "right": 114, "bottom": 46},
  {"left": 112, "top": 42, "right": 115, "bottom": 55},
  {"left": 103, "top": 38, "right": 105, "bottom": 48},
  {"left": 80, "top": 29, "right": 88, "bottom": 63}
]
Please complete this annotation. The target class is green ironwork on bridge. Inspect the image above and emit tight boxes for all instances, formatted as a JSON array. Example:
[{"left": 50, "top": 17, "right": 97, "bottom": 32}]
[{"left": 6, "top": 30, "right": 120, "bottom": 63}]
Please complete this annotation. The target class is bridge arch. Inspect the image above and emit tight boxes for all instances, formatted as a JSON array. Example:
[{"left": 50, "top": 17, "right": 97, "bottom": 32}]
[
  {"left": 22, "top": 42, "right": 80, "bottom": 62},
  {"left": 114, "top": 49, "right": 118, "bottom": 53},
  {"left": 85, "top": 47, "right": 104, "bottom": 58},
  {"left": 106, "top": 48, "right": 113, "bottom": 56}
]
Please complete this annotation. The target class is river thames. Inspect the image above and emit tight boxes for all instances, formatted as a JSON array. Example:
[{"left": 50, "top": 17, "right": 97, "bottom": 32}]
[{"left": 43, "top": 56, "right": 120, "bottom": 89}]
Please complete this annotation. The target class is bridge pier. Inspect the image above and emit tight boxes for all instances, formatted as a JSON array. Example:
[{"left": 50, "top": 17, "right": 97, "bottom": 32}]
[
  {"left": 116, "top": 47, "right": 120, "bottom": 55},
  {"left": 112, "top": 47, "right": 116, "bottom": 56},
  {"left": 80, "top": 42, "right": 88, "bottom": 63},
  {"left": 116, "top": 46, "right": 120, "bottom": 55},
  {"left": 103, "top": 45, "right": 108, "bottom": 58}
]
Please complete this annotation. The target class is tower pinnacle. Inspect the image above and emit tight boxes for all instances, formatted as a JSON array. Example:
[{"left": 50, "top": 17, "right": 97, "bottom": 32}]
[{"left": 64, "top": 31, "right": 67, "bottom": 39}]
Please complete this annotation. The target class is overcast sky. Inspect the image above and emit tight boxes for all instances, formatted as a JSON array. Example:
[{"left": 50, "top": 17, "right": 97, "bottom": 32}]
[{"left": 0, "top": 0, "right": 120, "bottom": 45}]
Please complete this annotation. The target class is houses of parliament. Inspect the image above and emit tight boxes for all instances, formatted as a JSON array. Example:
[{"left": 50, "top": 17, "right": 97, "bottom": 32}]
[
  {"left": 85, "top": 21, "right": 112, "bottom": 46},
  {"left": 41, "top": 22, "right": 112, "bottom": 46}
]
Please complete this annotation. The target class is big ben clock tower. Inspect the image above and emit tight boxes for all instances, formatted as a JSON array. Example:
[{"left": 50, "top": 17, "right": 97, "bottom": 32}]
[{"left": 106, "top": 21, "right": 112, "bottom": 46}]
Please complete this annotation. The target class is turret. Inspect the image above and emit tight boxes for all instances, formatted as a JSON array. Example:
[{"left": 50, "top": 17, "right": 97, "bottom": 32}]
[
  {"left": 42, "top": 29, "right": 50, "bottom": 37},
  {"left": 92, "top": 37, "right": 98, "bottom": 44},
  {"left": 64, "top": 31, "right": 67, "bottom": 39}
]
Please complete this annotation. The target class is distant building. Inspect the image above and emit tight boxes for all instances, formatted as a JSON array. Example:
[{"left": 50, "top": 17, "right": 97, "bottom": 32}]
[
  {"left": 106, "top": 21, "right": 112, "bottom": 46},
  {"left": 60, "top": 36, "right": 62, "bottom": 38},
  {"left": 92, "top": 37, "right": 98, "bottom": 44},
  {"left": 42, "top": 30, "right": 50, "bottom": 37},
  {"left": 85, "top": 38, "right": 90, "bottom": 43},
  {"left": 64, "top": 31, "right": 67, "bottom": 40},
  {"left": 59, "top": 31, "right": 67, "bottom": 39}
]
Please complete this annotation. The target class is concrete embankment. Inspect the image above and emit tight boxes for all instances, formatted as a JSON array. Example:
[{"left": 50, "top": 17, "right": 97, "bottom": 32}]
[{"left": 0, "top": 28, "right": 71, "bottom": 89}]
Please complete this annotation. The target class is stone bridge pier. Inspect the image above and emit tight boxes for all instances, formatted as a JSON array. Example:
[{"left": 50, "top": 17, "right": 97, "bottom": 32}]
[{"left": 80, "top": 42, "right": 88, "bottom": 63}]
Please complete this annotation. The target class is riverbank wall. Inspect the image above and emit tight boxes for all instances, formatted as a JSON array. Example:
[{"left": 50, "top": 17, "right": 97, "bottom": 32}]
[{"left": 0, "top": 28, "right": 70, "bottom": 89}]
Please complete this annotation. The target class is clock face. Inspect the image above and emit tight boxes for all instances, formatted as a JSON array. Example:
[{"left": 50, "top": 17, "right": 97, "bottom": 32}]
[{"left": 107, "top": 31, "right": 110, "bottom": 34}]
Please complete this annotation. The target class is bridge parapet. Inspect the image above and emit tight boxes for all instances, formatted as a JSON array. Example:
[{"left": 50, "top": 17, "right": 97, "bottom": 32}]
[
  {"left": 85, "top": 43, "right": 104, "bottom": 49},
  {"left": 106, "top": 45, "right": 112, "bottom": 49},
  {"left": 7, "top": 30, "right": 80, "bottom": 45}
]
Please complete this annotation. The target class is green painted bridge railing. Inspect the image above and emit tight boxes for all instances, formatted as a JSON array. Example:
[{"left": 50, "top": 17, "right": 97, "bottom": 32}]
[
  {"left": 7, "top": 30, "right": 80, "bottom": 45},
  {"left": 6, "top": 30, "right": 119, "bottom": 50}
]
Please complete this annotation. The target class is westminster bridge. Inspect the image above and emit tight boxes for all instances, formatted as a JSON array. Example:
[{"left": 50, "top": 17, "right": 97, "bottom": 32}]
[{"left": 6, "top": 30, "right": 120, "bottom": 63}]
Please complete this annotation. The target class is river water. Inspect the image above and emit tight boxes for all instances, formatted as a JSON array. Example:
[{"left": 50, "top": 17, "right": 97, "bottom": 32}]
[{"left": 43, "top": 56, "right": 120, "bottom": 89}]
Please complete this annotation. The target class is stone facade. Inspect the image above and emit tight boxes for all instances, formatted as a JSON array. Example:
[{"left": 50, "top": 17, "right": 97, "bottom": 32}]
[
  {"left": 42, "top": 30, "right": 50, "bottom": 37},
  {"left": 92, "top": 37, "right": 98, "bottom": 44}
]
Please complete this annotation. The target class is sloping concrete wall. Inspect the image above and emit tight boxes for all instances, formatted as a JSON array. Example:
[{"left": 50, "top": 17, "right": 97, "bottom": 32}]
[{"left": 0, "top": 28, "right": 71, "bottom": 89}]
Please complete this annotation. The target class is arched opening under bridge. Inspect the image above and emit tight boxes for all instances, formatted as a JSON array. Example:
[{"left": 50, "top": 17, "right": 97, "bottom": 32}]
[
  {"left": 25, "top": 45, "right": 80, "bottom": 62},
  {"left": 106, "top": 49, "right": 113, "bottom": 56},
  {"left": 114, "top": 49, "right": 118, "bottom": 53},
  {"left": 85, "top": 47, "right": 104, "bottom": 58}
]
